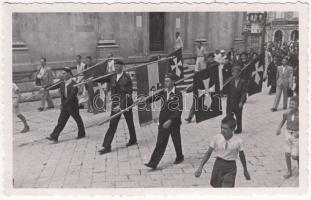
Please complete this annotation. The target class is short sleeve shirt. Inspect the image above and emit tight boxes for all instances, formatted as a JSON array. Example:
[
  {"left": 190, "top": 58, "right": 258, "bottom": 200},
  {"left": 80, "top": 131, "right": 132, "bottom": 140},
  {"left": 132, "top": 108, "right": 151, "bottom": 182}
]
[
  {"left": 283, "top": 111, "right": 299, "bottom": 131},
  {"left": 13, "top": 83, "right": 19, "bottom": 98},
  {"left": 209, "top": 133, "right": 244, "bottom": 161}
]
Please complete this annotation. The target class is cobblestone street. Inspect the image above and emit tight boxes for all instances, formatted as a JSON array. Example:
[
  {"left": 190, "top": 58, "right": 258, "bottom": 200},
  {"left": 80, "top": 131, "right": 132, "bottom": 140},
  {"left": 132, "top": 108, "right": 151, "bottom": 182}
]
[{"left": 13, "top": 86, "right": 299, "bottom": 188}]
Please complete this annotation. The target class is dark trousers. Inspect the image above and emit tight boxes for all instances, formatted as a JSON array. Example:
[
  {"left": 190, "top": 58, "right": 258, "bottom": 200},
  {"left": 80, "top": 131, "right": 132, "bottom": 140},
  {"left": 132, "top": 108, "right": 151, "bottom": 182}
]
[
  {"left": 269, "top": 85, "right": 276, "bottom": 94},
  {"left": 226, "top": 105, "right": 243, "bottom": 131},
  {"left": 148, "top": 125, "right": 183, "bottom": 167},
  {"left": 102, "top": 108, "right": 137, "bottom": 148},
  {"left": 188, "top": 101, "right": 195, "bottom": 120},
  {"left": 51, "top": 108, "right": 85, "bottom": 139},
  {"left": 86, "top": 82, "right": 95, "bottom": 111},
  {"left": 210, "top": 157, "right": 237, "bottom": 187}
]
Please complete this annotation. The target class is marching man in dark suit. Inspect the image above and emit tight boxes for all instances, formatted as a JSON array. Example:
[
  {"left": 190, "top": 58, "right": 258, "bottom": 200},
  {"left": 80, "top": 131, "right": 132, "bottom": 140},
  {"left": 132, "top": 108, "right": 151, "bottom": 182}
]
[
  {"left": 98, "top": 59, "right": 137, "bottom": 155},
  {"left": 143, "top": 73, "right": 184, "bottom": 170},
  {"left": 226, "top": 66, "right": 248, "bottom": 134},
  {"left": 46, "top": 67, "right": 86, "bottom": 143}
]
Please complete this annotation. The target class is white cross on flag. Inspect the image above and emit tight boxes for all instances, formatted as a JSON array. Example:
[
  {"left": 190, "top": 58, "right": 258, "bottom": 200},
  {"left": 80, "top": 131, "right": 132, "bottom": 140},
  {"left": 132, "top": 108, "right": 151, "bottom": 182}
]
[
  {"left": 198, "top": 78, "right": 216, "bottom": 109},
  {"left": 193, "top": 67, "right": 222, "bottom": 123},
  {"left": 252, "top": 61, "right": 264, "bottom": 84},
  {"left": 168, "top": 48, "right": 183, "bottom": 79},
  {"left": 248, "top": 53, "right": 265, "bottom": 96},
  {"left": 171, "top": 57, "right": 183, "bottom": 77}
]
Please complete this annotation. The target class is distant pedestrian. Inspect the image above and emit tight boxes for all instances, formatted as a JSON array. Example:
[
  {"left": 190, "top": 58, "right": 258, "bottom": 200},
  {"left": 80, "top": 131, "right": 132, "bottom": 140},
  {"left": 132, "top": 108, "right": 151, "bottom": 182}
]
[
  {"left": 276, "top": 96, "right": 299, "bottom": 179},
  {"left": 46, "top": 67, "right": 85, "bottom": 143},
  {"left": 174, "top": 32, "right": 183, "bottom": 50},
  {"left": 216, "top": 50, "right": 227, "bottom": 94},
  {"left": 195, "top": 41, "right": 206, "bottom": 72},
  {"left": 271, "top": 57, "right": 293, "bottom": 112},
  {"left": 36, "top": 57, "right": 54, "bottom": 111},
  {"left": 75, "top": 55, "right": 87, "bottom": 108},
  {"left": 85, "top": 56, "right": 94, "bottom": 113},
  {"left": 13, "top": 83, "right": 30, "bottom": 133},
  {"left": 267, "top": 56, "right": 278, "bottom": 94},
  {"left": 194, "top": 116, "right": 251, "bottom": 187}
]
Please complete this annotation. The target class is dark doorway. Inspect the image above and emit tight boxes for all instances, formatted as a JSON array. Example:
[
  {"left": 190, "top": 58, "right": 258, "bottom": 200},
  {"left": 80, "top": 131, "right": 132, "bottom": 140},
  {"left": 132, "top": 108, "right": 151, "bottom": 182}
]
[
  {"left": 274, "top": 30, "right": 283, "bottom": 43},
  {"left": 149, "top": 13, "right": 165, "bottom": 52},
  {"left": 291, "top": 30, "right": 299, "bottom": 41}
]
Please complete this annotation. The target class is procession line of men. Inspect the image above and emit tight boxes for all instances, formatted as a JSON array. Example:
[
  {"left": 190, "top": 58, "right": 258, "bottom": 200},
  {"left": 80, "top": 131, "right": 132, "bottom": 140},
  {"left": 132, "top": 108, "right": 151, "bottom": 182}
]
[{"left": 13, "top": 34, "right": 299, "bottom": 186}]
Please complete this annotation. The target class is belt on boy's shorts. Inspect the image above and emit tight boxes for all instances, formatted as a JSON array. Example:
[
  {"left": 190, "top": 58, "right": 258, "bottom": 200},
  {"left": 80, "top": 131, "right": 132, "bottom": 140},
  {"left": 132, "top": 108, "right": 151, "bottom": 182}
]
[{"left": 216, "top": 157, "right": 236, "bottom": 163}]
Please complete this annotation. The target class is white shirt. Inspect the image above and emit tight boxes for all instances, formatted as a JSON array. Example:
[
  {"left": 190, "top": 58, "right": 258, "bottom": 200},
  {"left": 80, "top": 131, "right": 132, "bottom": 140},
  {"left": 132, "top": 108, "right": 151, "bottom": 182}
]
[
  {"left": 116, "top": 72, "right": 124, "bottom": 82},
  {"left": 107, "top": 59, "right": 115, "bottom": 72},
  {"left": 64, "top": 78, "right": 72, "bottom": 98},
  {"left": 196, "top": 46, "right": 205, "bottom": 57},
  {"left": 76, "top": 62, "right": 86, "bottom": 74},
  {"left": 209, "top": 133, "right": 244, "bottom": 161},
  {"left": 175, "top": 36, "right": 183, "bottom": 50},
  {"left": 13, "top": 83, "right": 19, "bottom": 98},
  {"left": 37, "top": 66, "right": 46, "bottom": 79},
  {"left": 166, "top": 87, "right": 176, "bottom": 101},
  {"left": 282, "top": 65, "right": 286, "bottom": 73}
]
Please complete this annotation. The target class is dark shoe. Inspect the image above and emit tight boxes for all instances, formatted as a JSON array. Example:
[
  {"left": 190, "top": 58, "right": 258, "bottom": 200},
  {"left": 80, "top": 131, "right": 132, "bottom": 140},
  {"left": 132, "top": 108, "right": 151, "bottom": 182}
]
[
  {"left": 271, "top": 108, "right": 277, "bottom": 112},
  {"left": 20, "top": 126, "right": 30, "bottom": 133},
  {"left": 185, "top": 118, "right": 192, "bottom": 123},
  {"left": 46, "top": 106, "right": 54, "bottom": 109},
  {"left": 75, "top": 135, "right": 85, "bottom": 140},
  {"left": 174, "top": 156, "right": 184, "bottom": 165},
  {"left": 37, "top": 107, "right": 44, "bottom": 112},
  {"left": 46, "top": 136, "right": 58, "bottom": 143},
  {"left": 79, "top": 104, "right": 85, "bottom": 109},
  {"left": 234, "top": 129, "right": 242, "bottom": 134},
  {"left": 144, "top": 163, "right": 157, "bottom": 170},
  {"left": 98, "top": 147, "right": 111, "bottom": 155},
  {"left": 283, "top": 107, "right": 287, "bottom": 110},
  {"left": 126, "top": 140, "right": 137, "bottom": 147}
]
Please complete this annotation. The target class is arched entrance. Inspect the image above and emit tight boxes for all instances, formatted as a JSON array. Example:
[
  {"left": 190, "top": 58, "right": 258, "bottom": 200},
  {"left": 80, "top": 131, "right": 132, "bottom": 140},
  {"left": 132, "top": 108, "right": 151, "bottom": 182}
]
[
  {"left": 274, "top": 30, "right": 283, "bottom": 43},
  {"left": 291, "top": 30, "right": 299, "bottom": 41}
]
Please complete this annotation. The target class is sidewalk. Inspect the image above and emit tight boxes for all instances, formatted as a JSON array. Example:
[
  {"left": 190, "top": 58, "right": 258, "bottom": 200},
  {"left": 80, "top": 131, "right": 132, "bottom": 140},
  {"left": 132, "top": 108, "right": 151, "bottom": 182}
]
[{"left": 13, "top": 86, "right": 299, "bottom": 188}]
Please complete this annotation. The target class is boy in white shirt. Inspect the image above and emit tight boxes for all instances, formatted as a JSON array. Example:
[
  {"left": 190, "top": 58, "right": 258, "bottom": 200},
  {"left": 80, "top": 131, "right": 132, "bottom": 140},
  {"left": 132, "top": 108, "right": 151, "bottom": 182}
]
[{"left": 194, "top": 116, "right": 250, "bottom": 187}]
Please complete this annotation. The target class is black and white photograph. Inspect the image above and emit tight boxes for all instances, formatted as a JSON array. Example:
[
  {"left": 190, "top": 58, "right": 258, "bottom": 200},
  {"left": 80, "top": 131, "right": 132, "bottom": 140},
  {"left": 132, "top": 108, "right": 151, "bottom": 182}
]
[{"left": 1, "top": 2, "right": 309, "bottom": 197}]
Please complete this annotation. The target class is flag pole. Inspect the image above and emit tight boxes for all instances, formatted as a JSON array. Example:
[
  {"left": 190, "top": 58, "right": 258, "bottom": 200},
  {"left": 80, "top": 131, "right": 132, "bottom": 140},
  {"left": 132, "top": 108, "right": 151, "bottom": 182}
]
[
  {"left": 22, "top": 59, "right": 108, "bottom": 101},
  {"left": 97, "top": 73, "right": 194, "bottom": 126},
  {"left": 74, "top": 56, "right": 174, "bottom": 87},
  {"left": 184, "top": 59, "right": 258, "bottom": 93}
]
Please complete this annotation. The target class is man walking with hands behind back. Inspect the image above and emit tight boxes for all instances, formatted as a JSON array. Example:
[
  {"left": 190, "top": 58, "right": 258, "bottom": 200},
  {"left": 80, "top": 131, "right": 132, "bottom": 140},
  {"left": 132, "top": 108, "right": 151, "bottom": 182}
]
[{"left": 36, "top": 57, "right": 54, "bottom": 111}]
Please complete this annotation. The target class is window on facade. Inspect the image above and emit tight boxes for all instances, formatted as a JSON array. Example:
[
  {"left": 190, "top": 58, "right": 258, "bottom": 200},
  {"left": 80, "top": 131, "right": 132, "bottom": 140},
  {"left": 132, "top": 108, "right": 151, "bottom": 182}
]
[
  {"left": 275, "top": 12, "right": 285, "bottom": 19},
  {"left": 291, "top": 30, "right": 299, "bottom": 41}
]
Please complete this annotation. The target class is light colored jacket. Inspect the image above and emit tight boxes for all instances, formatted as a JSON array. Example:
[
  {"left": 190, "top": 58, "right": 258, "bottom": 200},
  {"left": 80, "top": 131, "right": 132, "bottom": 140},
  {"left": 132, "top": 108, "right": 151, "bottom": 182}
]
[
  {"left": 276, "top": 65, "right": 293, "bottom": 88},
  {"left": 36, "top": 66, "right": 54, "bottom": 87}
]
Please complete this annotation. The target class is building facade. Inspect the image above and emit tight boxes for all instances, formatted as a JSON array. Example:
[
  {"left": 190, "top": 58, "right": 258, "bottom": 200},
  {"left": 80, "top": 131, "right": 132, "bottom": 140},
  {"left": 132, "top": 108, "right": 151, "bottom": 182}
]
[
  {"left": 13, "top": 12, "right": 246, "bottom": 74},
  {"left": 265, "top": 12, "right": 299, "bottom": 44}
]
